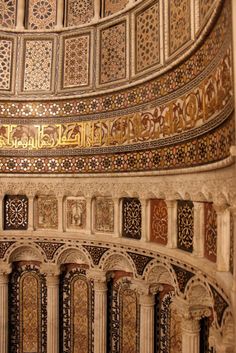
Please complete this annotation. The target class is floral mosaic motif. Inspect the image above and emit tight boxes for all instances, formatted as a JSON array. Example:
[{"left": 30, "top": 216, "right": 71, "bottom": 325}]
[
  {"left": 36, "top": 241, "right": 63, "bottom": 260},
  {"left": 0, "top": 0, "right": 16, "bottom": 28},
  {"left": 36, "top": 196, "right": 58, "bottom": 229},
  {"left": 63, "top": 34, "right": 90, "bottom": 88},
  {"left": 23, "top": 39, "right": 53, "bottom": 92},
  {"left": 100, "top": 21, "right": 126, "bottom": 84},
  {"left": 177, "top": 200, "right": 194, "bottom": 253},
  {"left": 95, "top": 197, "right": 114, "bottom": 233},
  {"left": 9, "top": 264, "right": 47, "bottom": 353},
  {"left": 66, "top": 197, "right": 86, "bottom": 230},
  {"left": 0, "top": 1, "right": 230, "bottom": 118},
  {"left": 60, "top": 267, "right": 93, "bottom": 353},
  {"left": 135, "top": 1, "right": 160, "bottom": 73},
  {"left": 204, "top": 203, "right": 217, "bottom": 262},
  {"left": 27, "top": 0, "right": 56, "bottom": 29},
  {"left": 0, "top": 38, "right": 13, "bottom": 90},
  {"left": 199, "top": 0, "right": 215, "bottom": 25},
  {"left": 0, "top": 241, "right": 15, "bottom": 258},
  {"left": 158, "top": 291, "right": 174, "bottom": 353},
  {"left": 150, "top": 199, "right": 168, "bottom": 245},
  {"left": 66, "top": 0, "right": 93, "bottom": 26},
  {"left": 169, "top": 0, "right": 191, "bottom": 55},
  {"left": 4, "top": 195, "right": 28, "bottom": 230},
  {"left": 103, "top": 0, "right": 128, "bottom": 17},
  {"left": 127, "top": 252, "right": 153, "bottom": 275},
  {"left": 122, "top": 198, "right": 142, "bottom": 239},
  {"left": 82, "top": 245, "right": 109, "bottom": 265},
  {"left": 172, "top": 265, "right": 194, "bottom": 293},
  {"left": 0, "top": 116, "right": 233, "bottom": 174},
  {"left": 210, "top": 285, "right": 228, "bottom": 327}
]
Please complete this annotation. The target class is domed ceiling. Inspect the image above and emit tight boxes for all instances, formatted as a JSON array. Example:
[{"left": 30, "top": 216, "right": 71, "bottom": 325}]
[{"left": 0, "top": 0, "right": 234, "bottom": 174}]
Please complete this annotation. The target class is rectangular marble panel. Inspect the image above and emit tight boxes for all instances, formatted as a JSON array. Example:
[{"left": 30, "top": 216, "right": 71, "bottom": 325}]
[
  {"left": 26, "top": 0, "right": 57, "bottom": 29},
  {"left": 4, "top": 195, "right": 28, "bottom": 230},
  {"left": 66, "top": 197, "right": 86, "bottom": 230},
  {"left": 0, "top": 38, "right": 13, "bottom": 91},
  {"left": 37, "top": 196, "right": 58, "bottom": 229},
  {"left": 66, "top": 0, "right": 94, "bottom": 26},
  {"left": 177, "top": 200, "right": 194, "bottom": 253},
  {"left": 150, "top": 199, "right": 168, "bottom": 245}
]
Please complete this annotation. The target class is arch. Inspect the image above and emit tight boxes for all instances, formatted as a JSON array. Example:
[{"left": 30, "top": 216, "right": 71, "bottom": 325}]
[
  {"left": 100, "top": 251, "right": 135, "bottom": 274},
  {"left": 145, "top": 263, "right": 175, "bottom": 287},
  {"left": 186, "top": 281, "right": 213, "bottom": 307},
  {"left": 7, "top": 242, "right": 46, "bottom": 263},
  {"left": 54, "top": 245, "right": 92, "bottom": 267}
]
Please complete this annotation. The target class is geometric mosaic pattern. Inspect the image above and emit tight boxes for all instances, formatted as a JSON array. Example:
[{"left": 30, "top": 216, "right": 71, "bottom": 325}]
[
  {"left": 150, "top": 199, "right": 168, "bottom": 245},
  {"left": 0, "top": 0, "right": 16, "bottom": 28},
  {"left": 63, "top": 34, "right": 90, "bottom": 88},
  {"left": 66, "top": 0, "right": 94, "bottom": 26},
  {"left": 4, "top": 195, "right": 28, "bottom": 230},
  {"left": 177, "top": 200, "right": 194, "bottom": 253},
  {"left": 122, "top": 198, "right": 141, "bottom": 239},
  {"left": 23, "top": 39, "right": 53, "bottom": 92},
  {"left": 168, "top": 0, "right": 191, "bottom": 55},
  {"left": 100, "top": 21, "right": 126, "bottom": 84},
  {"left": 135, "top": 1, "right": 160, "bottom": 73},
  {"left": 0, "top": 38, "right": 13, "bottom": 90},
  {"left": 0, "top": 116, "right": 233, "bottom": 173},
  {"left": 26, "top": 0, "right": 56, "bottom": 29},
  {"left": 104, "top": 0, "right": 128, "bottom": 17},
  {"left": 204, "top": 203, "right": 217, "bottom": 263}
]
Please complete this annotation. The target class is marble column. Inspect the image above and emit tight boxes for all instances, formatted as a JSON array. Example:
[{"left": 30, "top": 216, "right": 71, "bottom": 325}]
[
  {"left": 166, "top": 200, "right": 177, "bottom": 248},
  {"left": 0, "top": 270, "right": 10, "bottom": 353},
  {"left": 16, "top": 0, "right": 25, "bottom": 29},
  {"left": 214, "top": 204, "right": 230, "bottom": 272},
  {"left": 44, "top": 268, "right": 60, "bottom": 353},
  {"left": 139, "top": 293, "right": 155, "bottom": 353},
  {"left": 92, "top": 274, "right": 107, "bottom": 353},
  {"left": 182, "top": 318, "right": 200, "bottom": 353},
  {"left": 193, "top": 202, "right": 205, "bottom": 257}
]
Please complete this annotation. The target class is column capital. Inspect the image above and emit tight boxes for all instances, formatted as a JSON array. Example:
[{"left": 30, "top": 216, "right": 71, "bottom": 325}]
[
  {"left": 182, "top": 317, "right": 200, "bottom": 333},
  {"left": 213, "top": 203, "right": 228, "bottom": 214},
  {"left": 87, "top": 269, "right": 107, "bottom": 283},
  {"left": 0, "top": 263, "right": 12, "bottom": 276},
  {"left": 41, "top": 264, "right": 60, "bottom": 277}
]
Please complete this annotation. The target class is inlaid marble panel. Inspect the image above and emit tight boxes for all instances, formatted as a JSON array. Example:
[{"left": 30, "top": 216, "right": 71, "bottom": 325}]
[
  {"left": 122, "top": 198, "right": 141, "bottom": 239},
  {"left": 37, "top": 196, "right": 58, "bottom": 229},
  {"left": 150, "top": 199, "right": 168, "bottom": 245},
  {"left": 0, "top": 38, "right": 13, "bottom": 90},
  {"left": 0, "top": 0, "right": 16, "bottom": 28},
  {"left": 121, "top": 288, "right": 138, "bottom": 353},
  {"left": 104, "top": 0, "right": 128, "bottom": 17},
  {"left": 135, "top": 1, "right": 160, "bottom": 73},
  {"left": 23, "top": 39, "right": 54, "bottom": 92},
  {"left": 66, "top": 0, "right": 93, "bottom": 26},
  {"left": 66, "top": 197, "right": 86, "bottom": 230},
  {"left": 4, "top": 195, "right": 28, "bottom": 230},
  {"left": 94, "top": 197, "right": 114, "bottom": 232},
  {"left": 204, "top": 203, "right": 217, "bottom": 262},
  {"left": 177, "top": 200, "right": 194, "bottom": 253},
  {"left": 199, "top": 0, "right": 215, "bottom": 25},
  {"left": 26, "top": 0, "right": 57, "bottom": 29},
  {"left": 168, "top": 0, "right": 191, "bottom": 55},
  {"left": 63, "top": 34, "right": 90, "bottom": 88},
  {"left": 100, "top": 21, "right": 126, "bottom": 84}
]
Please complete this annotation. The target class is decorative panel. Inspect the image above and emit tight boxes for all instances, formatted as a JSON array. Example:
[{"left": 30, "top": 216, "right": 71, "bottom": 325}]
[
  {"left": 0, "top": 38, "right": 13, "bottom": 90},
  {"left": 199, "top": 0, "right": 215, "bottom": 25},
  {"left": 168, "top": 0, "right": 191, "bottom": 55},
  {"left": 121, "top": 288, "right": 138, "bottom": 353},
  {"left": 66, "top": 0, "right": 94, "bottom": 26},
  {"left": 104, "top": 0, "right": 128, "bottom": 17},
  {"left": 60, "top": 267, "right": 93, "bottom": 353},
  {"left": 66, "top": 197, "right": 86, "bottom": 230},
  {"left": 63, "top": 34, "right": 90, "bottom": 88},
  {"left": 100, "top": 21, "right": 126, "bottom": 84},
  {"left": 0, "top": 0, "right": 16, "bottom": 28},
  {"left": 172, "top": 265, "right": 194, "bottom": 293},
  {"left": 36, "top": 196, "right": 58, "bottom": 229},
  {"left": 4, "top": 195, "right": 28, "bottom": 230},
  {"left": 135, "top": 1, "right": 160, "bottom": 73},
  {"left": 9, "top": 264, "right": 47, "bottom": 353},
  {"left": 122, "top": 198, "right": 141, "bottom": 239},
  {"left": 204, "top": 203, "right": 217, "bottom": 262},
  {"left": 94, "top": 197, "right": 114, "bottom": 232},
  {"left": 150, "top": 199, "right": 168, "bottom": 245},
  {"left": 22, "top": 39, "right": 54, "bottom": 92},
  {"left": 26, "top": 0, "right": 57, "bottom": 29},
  {"left": 177, "top": 200, "right": 194, "bottom": 252}
]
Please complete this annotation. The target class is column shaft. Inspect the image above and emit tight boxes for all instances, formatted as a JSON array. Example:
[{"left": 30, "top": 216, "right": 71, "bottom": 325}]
[
  {"left": 47, "top": 275, "right": 59, "bottom": 353},
  {"left": 0, "top": 274, "right": 8, "bottom": 353},
  {"left": 140, "top": 294, "right": 155, "bottom": 353},
  {"left": 193, "top": 202, "right": 204, "bottom": 257},
  {"left": 57, "top": 196, "right": 64, "bottom": 232},
  {"left": 141, "top": 199, "right": 148, "bottom": 242},
  {"left": 215, "top": 206, "right": 230, "bottom": 272},
  {"left": 16, "top": 0, "right": 25, "bottom": 29},
  {"left": 166, "top": 200, "right": 177, "bottom": 248},
  {"left": 94, "top": 281, "right": 107, "bottom": 353},
  {"left": 86, "top": 197, "right": 92, "bottom": 235},
  {"left": 28, "top": 195, "right": 34, "bottom": 231},
  {"left": 182, "top": 319, "right": 200, "bottom": 353},
  {"left": 113, "top": 198, "right": 120, "bottom": 238}
]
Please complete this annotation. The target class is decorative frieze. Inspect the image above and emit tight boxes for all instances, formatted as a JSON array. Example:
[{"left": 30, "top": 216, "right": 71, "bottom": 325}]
[
  {"left": 4, "top": 195, "right": 28, "bottom": 230},
  {"left": 122, "top": 198, "right": 142, "bottom": 239}
]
